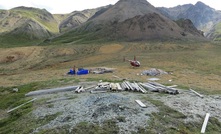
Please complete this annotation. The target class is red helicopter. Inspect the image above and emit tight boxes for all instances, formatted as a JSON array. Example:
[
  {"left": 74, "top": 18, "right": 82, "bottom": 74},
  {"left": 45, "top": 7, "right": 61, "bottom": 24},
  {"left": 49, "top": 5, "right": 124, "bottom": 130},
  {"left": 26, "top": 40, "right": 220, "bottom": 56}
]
[{"left": 124, "top": 56, "right": 140, "bottom": 67}]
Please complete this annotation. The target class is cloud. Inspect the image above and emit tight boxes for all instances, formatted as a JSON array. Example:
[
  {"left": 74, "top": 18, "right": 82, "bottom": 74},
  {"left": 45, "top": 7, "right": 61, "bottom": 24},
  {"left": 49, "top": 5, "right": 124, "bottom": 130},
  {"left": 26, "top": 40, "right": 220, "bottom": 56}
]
[
  {"left": 0, "top": 0, "right": 119, "bottom": 13},
  {"left": 0, "top": 5, "right": 5, "bottom": 9},
  {"left": 12, "top": 0, "right": 118, "bottom": 14},
  {"left": 148, "top": 0, "right": 221, "bottom": 10}
]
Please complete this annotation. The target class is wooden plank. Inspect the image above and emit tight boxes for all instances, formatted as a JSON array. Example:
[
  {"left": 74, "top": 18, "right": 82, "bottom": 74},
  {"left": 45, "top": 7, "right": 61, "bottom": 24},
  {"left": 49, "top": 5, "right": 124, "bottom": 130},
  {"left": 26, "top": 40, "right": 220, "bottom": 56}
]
[
  {"left": 148, "top": 82, "right": 179, "bottom": 94},
  {"left": 116, "top": 83, "right": 123, "bottom": 90},
  {"left": 201, "top": 113, "right": 210, "bottom": 133},
  {"left": 139, "top": 83, "right": 158, "bottom": 92},
  {"left": 7, "top": 98, "right": 37, "bottom": 113},
  {"left": 189, "top": 89, "right": 204, "bottom": 98},
  {"left": 131, "top": 83, "right": 139, "bottom": 91},
  {"left": 84, "top": 85, "right": 96, "bottom": 90},
  {"left": 167, "top": 85, "right": 178, "bottom": 88},
  {"left": 122, "top": 82, "right": 130, "bottom": 90},
  {"left": 110, "top": 83, "right": 117, "bottom": 91},
  {"left": 125, "top": 81, "right": 134, "bottom": 91},
  {"left": 137, "top": 83, "right": 147, "bottom": 93},
  {"left": 133, "top": 82, "right": 140, "bottom": 91},
  {"left": 75, "top": 86, "right": 84, "bottom": 93},
  {"left": 135, "top": 100, "right": 147, "bottom": 108},
  {"left": 98, "top": 82, "right": 110, "bottom": 87}
]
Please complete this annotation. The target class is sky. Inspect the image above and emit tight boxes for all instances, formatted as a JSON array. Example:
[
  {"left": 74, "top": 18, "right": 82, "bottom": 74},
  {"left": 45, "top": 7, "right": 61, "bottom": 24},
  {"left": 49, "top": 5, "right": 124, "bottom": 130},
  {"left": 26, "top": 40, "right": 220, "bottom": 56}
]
[{"left": 0, "top": 0, "right": 220, "bottom": 14}]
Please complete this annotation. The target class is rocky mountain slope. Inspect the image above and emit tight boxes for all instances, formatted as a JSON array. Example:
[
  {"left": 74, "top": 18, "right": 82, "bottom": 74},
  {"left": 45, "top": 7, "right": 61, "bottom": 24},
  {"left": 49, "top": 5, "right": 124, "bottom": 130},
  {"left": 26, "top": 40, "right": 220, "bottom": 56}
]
[
  {"left": 158, "top": 1, "right": 221, "bottom": 40},
  {"left": 49, "top": 0, "right": 205, "bottom": 44},
  {"left": 91, "top": 0, "right": 160, "bottom": 24},
  {"left": 59, "top": 5, "right": 111, "bottom": 33},
  {"left": 157, "top": 4, "right": 192, "bottom": 20}
]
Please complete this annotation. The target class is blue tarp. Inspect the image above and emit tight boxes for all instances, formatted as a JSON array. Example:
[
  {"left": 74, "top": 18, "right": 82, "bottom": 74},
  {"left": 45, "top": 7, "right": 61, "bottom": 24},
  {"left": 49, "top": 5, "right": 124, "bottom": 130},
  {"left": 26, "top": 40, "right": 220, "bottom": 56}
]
[
  {"left": 67, "top": 68, "right": 89, "bottom": 75},
  {"left": 67, "top": 69, "right": 75, "bottom": 75},
  {"left": 77, "top": 69, "right": 89, "bottom": 75}
]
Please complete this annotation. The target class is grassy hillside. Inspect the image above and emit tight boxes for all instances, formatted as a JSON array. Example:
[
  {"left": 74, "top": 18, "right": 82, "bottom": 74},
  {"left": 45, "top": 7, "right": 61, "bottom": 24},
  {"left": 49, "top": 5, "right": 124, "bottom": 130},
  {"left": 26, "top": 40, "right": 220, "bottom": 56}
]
[
  {"left": 0, "top": 33, "right": 43, "bottom": 48},
  {"left": 42, "top": 22, "right": 111, "bottom": 45},
  {"left": 53, "top": 14, "right": 69, "bottom": 24},
  {"left": 213, "top": 22, "right": 221, "bottom": 41},
  {"left": 10, "top": 7, "right": 59, "bottom": 33},
  {"left": 0, "top": 7, "right": 60, "bottom": 47}
]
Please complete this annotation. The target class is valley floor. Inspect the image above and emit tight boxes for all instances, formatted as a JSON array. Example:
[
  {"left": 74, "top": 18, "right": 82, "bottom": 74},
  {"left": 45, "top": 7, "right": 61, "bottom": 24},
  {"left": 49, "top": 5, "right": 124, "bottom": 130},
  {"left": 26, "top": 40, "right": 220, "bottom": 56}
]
[
  {"left": 1, "top": 42, "right": 221, "bottom": 93},
  {"left": 1, "top": 42, "right": 221, "bottom": 133}
]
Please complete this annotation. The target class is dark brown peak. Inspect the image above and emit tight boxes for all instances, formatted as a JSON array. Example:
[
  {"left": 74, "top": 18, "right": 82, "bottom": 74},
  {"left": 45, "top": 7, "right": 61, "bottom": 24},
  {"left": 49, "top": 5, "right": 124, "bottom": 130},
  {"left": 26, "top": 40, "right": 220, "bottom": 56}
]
[
  {"left": 118, "top": 0, "right": 148, "bottom": 3},
  {"left": 91, "top": 0, "right": 159, "bottom": 24},
  {"left": 116, "top": 0, "right": 152, "bottom": 7},
  {"left": 125, "top": 13, "right": 163, "bottom": 21},
  {"left": 195, "top": 1, "right": 206, "bottom": 6}
]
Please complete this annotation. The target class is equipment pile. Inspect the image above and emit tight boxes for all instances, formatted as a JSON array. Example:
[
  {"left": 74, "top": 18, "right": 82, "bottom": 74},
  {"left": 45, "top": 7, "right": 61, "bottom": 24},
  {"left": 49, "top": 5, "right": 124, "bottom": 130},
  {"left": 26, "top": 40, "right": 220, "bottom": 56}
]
[
  {"left": 142, "top": 68, "right": 168, "bottom": 76},
  {"left": 75, "top": 81, "right": 179, "bottom": 95}
]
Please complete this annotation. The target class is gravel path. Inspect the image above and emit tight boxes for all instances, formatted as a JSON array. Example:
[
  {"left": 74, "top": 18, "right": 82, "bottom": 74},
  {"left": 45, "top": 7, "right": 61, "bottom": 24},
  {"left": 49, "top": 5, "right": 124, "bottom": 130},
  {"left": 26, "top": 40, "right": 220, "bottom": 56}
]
[
  {"left": 32, "top": 92, "right": 158, "bottom": 133},
  {"left": 150, "top": 89, "right": 221, "bottom": 122}
]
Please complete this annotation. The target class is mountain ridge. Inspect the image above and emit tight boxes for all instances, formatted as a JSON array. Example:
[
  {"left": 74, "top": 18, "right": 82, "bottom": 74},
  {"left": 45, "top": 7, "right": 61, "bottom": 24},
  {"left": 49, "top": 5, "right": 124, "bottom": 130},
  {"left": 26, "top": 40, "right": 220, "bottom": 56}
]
[
  {"left": 59, "top": 5, "right": 111, "bottom": 33},
  {"left": 157, "top": 1, "right": 221, "bottom": 40},
  {"left": 47, "top": 0, "right": 205, "bottom": 44},
  {"left": 0, "top": 0, "right": 214, "bottom": 47}
]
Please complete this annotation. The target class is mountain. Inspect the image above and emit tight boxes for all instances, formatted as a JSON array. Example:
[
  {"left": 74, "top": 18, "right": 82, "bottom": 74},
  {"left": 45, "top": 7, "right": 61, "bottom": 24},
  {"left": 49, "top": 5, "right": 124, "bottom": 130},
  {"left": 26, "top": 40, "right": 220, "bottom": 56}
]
[
  {"left": 0, "top": 6, "right": 114, "bottom": 47},
  {"left": 158, "top": 1, "right": 221, "bottom": 40},
  {"left": 59, "top": 5, "right": 112, "bottom": 33},
  {"left": 157, "top": 4, "right": 192, "bottom": 20},
  {"left": 0, "top": 0, "right": 209, "bottom": 47},
  {"left": 175, "top": 18, "right": 204, "bottom": 36},
  {"left": 91, "top": 0, "right": 161, "bottom": 24},
  {"left": 49, "top": 0, "right": 205, "bottom": 44},
  {"left": 0, "top": 6, "right": 60, "bottom": 46},
  {"left": 0, "top": 6, "right": 59, "bottom": 35}
]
